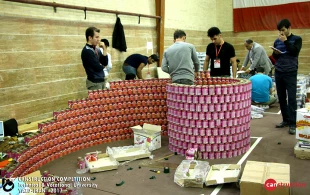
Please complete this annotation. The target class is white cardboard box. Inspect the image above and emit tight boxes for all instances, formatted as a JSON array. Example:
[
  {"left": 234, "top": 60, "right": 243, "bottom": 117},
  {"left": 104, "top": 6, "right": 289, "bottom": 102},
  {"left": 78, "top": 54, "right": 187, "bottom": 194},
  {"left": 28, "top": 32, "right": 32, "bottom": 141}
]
[
  {"left": 106, "top": 145, "right": 151, "bottom": 161},
  {"left": 296, "top": 108, "right": 310, "bottom": 142},
  {"left": 205, "top": 164, "right": 241, "bottom": 186},
  {"left": 131, "top": 123, "right": 161, "bottom": 151},
  {"left": 85, "top": 152, "right": 119, "bottom": 173}
]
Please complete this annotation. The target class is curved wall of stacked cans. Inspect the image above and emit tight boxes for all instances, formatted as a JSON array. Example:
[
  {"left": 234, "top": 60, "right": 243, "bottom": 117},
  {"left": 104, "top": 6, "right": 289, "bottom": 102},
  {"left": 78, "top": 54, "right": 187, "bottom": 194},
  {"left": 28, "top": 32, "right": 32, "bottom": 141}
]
[
  {"left": 166, "top": 77, "right": 252, "bottom": 159},
  {"left": 4, "top": 79, "right": 170, "bottom": 178}
]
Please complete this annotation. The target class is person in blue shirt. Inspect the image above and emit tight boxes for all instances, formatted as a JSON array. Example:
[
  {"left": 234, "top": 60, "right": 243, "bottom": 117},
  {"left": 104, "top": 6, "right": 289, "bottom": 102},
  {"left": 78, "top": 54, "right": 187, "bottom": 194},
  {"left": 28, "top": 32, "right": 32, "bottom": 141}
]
[{"left": 249, "top": 67, "right": 276, "bottom": 106}]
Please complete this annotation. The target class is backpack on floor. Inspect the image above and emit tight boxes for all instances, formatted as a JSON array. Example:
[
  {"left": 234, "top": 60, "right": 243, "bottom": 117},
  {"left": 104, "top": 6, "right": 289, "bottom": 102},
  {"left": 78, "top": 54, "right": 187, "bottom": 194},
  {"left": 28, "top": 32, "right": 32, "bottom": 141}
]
[{"left": 3, "top": 118, "right": 18, "bottom": 136}]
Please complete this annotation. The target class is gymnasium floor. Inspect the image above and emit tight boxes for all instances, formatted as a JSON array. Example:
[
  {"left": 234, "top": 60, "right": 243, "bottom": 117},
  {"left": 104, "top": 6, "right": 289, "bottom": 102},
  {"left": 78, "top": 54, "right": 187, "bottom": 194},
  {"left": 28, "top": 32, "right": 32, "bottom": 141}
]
[{"left": 17, "top": 103, "right": 309, "bottom": 195}]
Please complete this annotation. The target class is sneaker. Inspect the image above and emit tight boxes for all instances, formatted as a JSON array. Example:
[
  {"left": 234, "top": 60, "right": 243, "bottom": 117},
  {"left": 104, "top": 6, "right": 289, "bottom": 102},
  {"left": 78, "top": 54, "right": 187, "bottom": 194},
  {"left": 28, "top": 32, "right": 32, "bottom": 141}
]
[
  {"left": 275, "top": 121, "right": 289, "bottom": 128},
  {"left": 289, "top": 126, "right": 296, "bottom": 135}
]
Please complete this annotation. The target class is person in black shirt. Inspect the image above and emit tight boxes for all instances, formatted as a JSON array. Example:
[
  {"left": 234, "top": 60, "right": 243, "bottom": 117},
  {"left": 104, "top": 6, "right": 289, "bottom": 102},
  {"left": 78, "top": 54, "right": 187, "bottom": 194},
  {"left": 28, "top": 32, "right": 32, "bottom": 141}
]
[
  {"left": 122, "top": 54, "right": 159, "bottom": 80},
  {"left": 81, "top": 27, "right": 108, "bottom": 90},
  {"left": 203, "top": 27, "right": 237, "bottom": 78}
]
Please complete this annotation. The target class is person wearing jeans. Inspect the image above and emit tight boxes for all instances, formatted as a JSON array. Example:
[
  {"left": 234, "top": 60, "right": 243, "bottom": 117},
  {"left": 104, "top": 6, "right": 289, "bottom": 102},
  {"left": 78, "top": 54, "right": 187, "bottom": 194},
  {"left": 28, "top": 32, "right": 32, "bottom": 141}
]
[{"left": 122, "top": 54, "right": 159, "bottom": 80}]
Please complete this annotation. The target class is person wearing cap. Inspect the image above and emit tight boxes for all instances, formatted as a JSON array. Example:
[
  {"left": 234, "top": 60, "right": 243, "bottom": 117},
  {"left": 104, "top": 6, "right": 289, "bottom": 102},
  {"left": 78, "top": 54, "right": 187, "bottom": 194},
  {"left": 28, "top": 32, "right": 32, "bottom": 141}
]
[
  {"left": 122, "top": 54, "right": 159, "bottom": 80},
  {"left": 240, "top": 39, "right": 272, "bottom": 76},
  {"left": 204, "top": 27, "right": 237, "bottom": 78},
  {"left": 249, "top": 67, "right": 276, "bottom": 106},
  {"left": 99, "top": 39, "right": 112, "bottom": 88},
  {"left": 161, "top": 29, "right": 200, "bottom": 85},
  {"left": 81, "top": 27, "right": 108, "bottom": 90}
]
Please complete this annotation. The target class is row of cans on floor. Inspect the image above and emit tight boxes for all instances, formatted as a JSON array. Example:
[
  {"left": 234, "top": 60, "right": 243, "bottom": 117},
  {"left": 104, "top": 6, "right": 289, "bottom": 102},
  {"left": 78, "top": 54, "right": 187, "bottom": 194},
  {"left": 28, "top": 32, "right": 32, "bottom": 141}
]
[
  {"left": 166, "top": 81, "right": 251, "bottom": 95},
  {"left": 56, "top": 103, "right": 167, "bottom": 121},
  {"left": 69, "top": 93, "right": 167, "bottom": 110},
  {"left": 18, "top": 133, "right": 135, "bottom": 162},
  {"left": 167, "top": 107, "right": 251, "bottom": 120},
  {"left": 168, "top": 123, "right": 250, "bottom": 135},
  {"left": 34, "top": 121, "right": 168, "bottom": 146},
  {"left": 169, "top": 129, "right": 250, "bottom": 144},
  {"left": 31, "top": 122, "right": 168, "bottom": 147},
  {"left": 53, "top": 109, "right": 168, "bottom": 127},
  {"left": 166, "top": 92, "right": 251, "bottom": 104},
  {"left": 169, "top": 143, "right": 251, "bottom": 159},
  {"left": 25, "top": 127, "right": 136, "bottom": 147},
  {"left": 42, "top": 111, "right": 168, "bottom": 132},
  {"left": 4, "top": 137, "right": 114, "bottom": 178},
  {"left": 88, "top": 85, "right": 167, "bottom": 100},
  {"left": 109, "top": 78, "right": 171, "bottom": 89},
  {"left": 167, "top": 100, "right": 251, "bottom": 112},
  {"left": 167, "top": 115, "right": 251, "bottom": 128}
]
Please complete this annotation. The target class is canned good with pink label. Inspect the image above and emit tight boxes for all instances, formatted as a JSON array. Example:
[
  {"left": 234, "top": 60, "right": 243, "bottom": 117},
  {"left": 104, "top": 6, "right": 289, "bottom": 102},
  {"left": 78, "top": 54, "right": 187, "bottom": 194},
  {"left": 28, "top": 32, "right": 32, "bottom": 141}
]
[
  {"left": 189, "top": 86, "right": 195, "bottom": 95},
  {"left": 195, "top": 86, "right": 202, "bottom": 95},
  {"left": 205, "top": 96, "right": 212, "bottom": 104},
  {"left": 202, "top": 86, "right": 209, "bottom": 95},
  {"left": 199, "top": 128, "right": 205, "bottom": 136},
  {"left": 203, "top": 136, "right": 209, "bottom": 144},
  {"left": 183, "top": 85, "right": 189, "bottom": 94},
  {"left": 199, "top": 96, "right": 205, "bottom": 104}
]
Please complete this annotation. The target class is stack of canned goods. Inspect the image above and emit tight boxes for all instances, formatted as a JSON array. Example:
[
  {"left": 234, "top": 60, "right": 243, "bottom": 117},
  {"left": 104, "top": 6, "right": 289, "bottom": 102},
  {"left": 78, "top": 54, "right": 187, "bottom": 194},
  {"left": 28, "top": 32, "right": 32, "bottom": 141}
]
[
  {"left": 166, "top": 77, "right": 252, "bottom": 159},
  {"left": 5, "top": 78, "right": 171, "bottom": 178}
]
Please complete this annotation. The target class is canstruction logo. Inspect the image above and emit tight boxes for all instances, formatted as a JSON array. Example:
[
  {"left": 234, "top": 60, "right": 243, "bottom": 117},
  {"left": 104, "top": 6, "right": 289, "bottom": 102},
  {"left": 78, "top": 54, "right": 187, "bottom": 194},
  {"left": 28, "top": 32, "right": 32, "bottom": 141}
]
[
  {"left": 0, "top": 178, "right": 15, "bottom": 192},
  {"left": 264, "top": 178, "right": 306, "bottom": 191}
]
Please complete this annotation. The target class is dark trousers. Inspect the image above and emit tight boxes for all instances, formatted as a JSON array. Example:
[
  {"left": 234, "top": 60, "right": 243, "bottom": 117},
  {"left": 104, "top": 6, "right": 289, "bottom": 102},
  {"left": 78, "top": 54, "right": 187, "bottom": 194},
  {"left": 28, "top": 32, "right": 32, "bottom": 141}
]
[
  {"left": 173, "top": 79, "right": 194, "bottom": 85},
  {"left": 275, "top": 70, "right": 297, "bottom": 126}
]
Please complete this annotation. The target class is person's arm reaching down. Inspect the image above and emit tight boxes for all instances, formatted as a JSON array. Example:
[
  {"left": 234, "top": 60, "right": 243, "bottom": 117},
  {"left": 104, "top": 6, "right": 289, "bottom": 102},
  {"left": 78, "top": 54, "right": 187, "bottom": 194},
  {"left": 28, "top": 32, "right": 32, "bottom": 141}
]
[{"left": 136, "top": 63, "right": 145, "bottom": 79}]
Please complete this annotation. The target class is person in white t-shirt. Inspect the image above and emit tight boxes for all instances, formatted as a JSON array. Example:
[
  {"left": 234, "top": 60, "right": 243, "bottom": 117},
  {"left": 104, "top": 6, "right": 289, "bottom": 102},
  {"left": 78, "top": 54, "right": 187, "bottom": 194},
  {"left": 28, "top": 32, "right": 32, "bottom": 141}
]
[{"left": 99, "top": 39, "right": 112, "bottom": 88}]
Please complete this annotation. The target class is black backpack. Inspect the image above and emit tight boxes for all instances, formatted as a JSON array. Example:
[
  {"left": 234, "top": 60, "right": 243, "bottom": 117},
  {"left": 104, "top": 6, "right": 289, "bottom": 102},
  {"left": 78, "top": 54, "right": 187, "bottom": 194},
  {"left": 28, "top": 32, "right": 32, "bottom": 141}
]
[{"left": 3, "top": 118, "right": 18, "bottom": 136}]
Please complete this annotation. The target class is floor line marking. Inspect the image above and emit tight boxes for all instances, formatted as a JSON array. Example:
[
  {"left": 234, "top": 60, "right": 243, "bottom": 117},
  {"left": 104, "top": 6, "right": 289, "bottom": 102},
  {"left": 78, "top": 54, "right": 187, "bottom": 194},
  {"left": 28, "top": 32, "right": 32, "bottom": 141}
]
[
  {"left": 210, "top": 137, "right": 263, "bottom": 195},
  {"left": 237, "top": 137, "right": 262, "bottom": 165}
]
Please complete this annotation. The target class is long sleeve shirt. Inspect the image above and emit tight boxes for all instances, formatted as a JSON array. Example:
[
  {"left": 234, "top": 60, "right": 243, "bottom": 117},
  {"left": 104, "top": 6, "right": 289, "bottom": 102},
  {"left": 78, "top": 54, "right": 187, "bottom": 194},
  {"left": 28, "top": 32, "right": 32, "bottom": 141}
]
[
  {"left": 162, "top": 42, "right": 200, "bottom": 82},
  {"left": 272, "top": 34, "right": 302, "bottom": 72},
  {"left": 81, "top": 44, "right": 108, "bottom": 82}
]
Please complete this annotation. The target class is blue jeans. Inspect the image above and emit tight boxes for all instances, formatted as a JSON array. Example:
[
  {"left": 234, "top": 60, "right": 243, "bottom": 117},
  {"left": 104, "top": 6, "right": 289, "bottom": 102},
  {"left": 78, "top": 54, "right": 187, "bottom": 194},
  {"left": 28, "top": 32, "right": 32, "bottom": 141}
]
[{"left": 123, "top": 65, "right": 136, "bottom": 75}]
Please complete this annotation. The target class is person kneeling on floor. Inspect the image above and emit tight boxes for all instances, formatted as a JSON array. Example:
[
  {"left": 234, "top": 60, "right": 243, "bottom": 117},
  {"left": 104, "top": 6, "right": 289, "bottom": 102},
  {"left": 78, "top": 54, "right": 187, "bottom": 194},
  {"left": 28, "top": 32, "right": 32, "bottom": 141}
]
[{"left": 249, "top": 67, "right": 277, "bottom": 106}]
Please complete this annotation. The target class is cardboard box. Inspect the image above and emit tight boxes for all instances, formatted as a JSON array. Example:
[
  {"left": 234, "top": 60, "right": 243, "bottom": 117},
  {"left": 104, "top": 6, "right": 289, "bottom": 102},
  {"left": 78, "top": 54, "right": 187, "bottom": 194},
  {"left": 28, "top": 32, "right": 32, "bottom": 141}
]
[
  {"left": 174, "top": 160, "right": 210, "bottom": 188},
  {"left": 205, "top": 164, "right": 241, "bottom": 186},
  {"left": 240, "top": 161, "right": 290, "bottom": 195},
  {"left": 157, "top": 67, "right": 170, "bottom": 78},
  {"left": 106, "top": 145, "right": 151, "bottom": 162},
  {"left": 85, "top": 153, "right": 119, "bottom": 173},
  {"left": 294, "top": 143, "right": 310, "bottom": 160},
  {"left": 131, "top": 123, "right": 161, "bottom": 151},
  {"left": 296, "top": 108, "right": 310, "bottom": 142}
]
